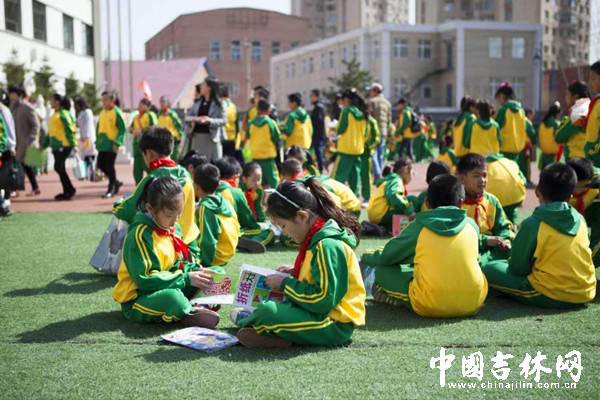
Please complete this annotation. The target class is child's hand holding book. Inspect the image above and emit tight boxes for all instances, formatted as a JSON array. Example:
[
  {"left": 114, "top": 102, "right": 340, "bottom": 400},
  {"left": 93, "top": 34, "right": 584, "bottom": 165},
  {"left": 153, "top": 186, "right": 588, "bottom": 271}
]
[{"left": 189, "top": 268, "right": 217, "bottom": 288}]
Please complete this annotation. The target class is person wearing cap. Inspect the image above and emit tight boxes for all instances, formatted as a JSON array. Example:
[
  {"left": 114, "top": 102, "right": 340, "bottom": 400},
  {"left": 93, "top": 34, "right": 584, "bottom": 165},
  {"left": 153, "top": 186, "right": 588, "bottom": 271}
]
[
  {"left": 368, "top": 83, "right": 391, "bottom": 180},
  {"left": 281, "top": 92, "right": 313, "bottom": 150}
]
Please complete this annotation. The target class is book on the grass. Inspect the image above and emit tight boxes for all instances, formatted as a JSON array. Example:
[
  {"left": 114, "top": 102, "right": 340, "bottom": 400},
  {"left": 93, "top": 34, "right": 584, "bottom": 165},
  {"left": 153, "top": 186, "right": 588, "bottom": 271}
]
[
  {"left": 89, "top": 215, "right": 129, "bottom": 276},
  {"left": 392, "top": 214, "right": 411, "bottom": 237},
  {"left": 161, "top": 327, "right": 239, "bottom": 353},
  {"left": 190, "top": 272, "right": 238, "bottom": 306},
  {"left": 233, "top": 264, "right": 290, "bottom": 310}
]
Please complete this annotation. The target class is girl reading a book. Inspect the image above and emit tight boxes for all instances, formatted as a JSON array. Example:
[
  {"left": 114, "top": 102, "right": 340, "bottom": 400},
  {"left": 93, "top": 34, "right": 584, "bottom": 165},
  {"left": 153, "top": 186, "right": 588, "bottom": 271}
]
[
  {"left": 232, "top": 178, "right": 366, "bottom": 347},
  {"left": 111, "top": 176, "right": 221, "bottom": 327}
]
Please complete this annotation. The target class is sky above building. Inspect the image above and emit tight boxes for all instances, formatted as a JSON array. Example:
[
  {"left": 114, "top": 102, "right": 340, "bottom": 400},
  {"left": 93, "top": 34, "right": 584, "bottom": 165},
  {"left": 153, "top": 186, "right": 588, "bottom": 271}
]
[{"left": 100, "top": 0, "right": 291, "bottom": 61}]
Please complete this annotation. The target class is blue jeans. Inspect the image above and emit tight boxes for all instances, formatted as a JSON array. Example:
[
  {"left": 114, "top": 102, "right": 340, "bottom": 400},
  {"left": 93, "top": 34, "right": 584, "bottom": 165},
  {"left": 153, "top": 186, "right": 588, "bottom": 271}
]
[
  {"left": 372, "top": 138, "right": 386, "bottom": 179},
  {"left": 312, "top": 136, "right": 325, "bottom": 172}
]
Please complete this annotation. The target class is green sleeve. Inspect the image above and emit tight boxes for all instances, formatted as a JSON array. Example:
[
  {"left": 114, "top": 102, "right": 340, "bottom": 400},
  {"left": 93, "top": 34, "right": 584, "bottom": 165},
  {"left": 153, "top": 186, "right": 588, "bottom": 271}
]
[
  {"left": 114, "top": 109, "right": 127, "bottom": 146},
  {"left": 508, "top": 217, "right": 540, "bottom": 276},
  {"left": 196, "top": 205, "right": 220, "bottom": 266},
  {"left": 59, "top": 111, "right": 76, "bottom": 148},
  {"left": 462, "top": 120, "right": 473, "bottom": 149},
  {"left": 281, "top": 238, "right": 348, "bottom": 314},
  {"left": 495, "top": 106, "right": 507, "bottom": 129},
  {"left": 282, "top": 114, "right": 295, "bottom": 135},
  {"left": 384, "top": 178, "right": 414, "bottom": 214},
  {"left": 366, "top": 119, "right": 380, "bottom": 149},
  {"left": 526, "top": 120, "right": 536, "bottom": 144},
  {"left": 430, "top": 123, "right": 437, "bottom": 138},
  {"left": 235, "top": 105, "right": 240, "bottom": 135},
  {"left": 122, "top": 226, "right": 190, "bottom": 292},
  {"left": 361, "top": 221, "right": 422, "bottom": 267},
  {"left": 336, "top": 109, "right": 349, "bottom": 135},
  {"left": 246, "top": 121, "right": 251, "bottom": 140},
  {"left": 42, "top": 133, "right": 50, "bottom": 148},
  {"left": 448, "top": 149, "right": 458, "bottom": 165},
  {"left": 495, "top": 122, "right": 502, "bottom": 147},
  {"left": 490, "top": 195, "right": 514, "bottom": 241},
  {"left": 170, "top": 110, "right": 184, "bottom": 137},
  {"left": 148, "top": 112, "right": 157, "bottom": 127},
  {"left": 555, "top": 118, "right": 579, "bottom": 144},
  {"left": 414, "top": 190, "right": 428, "bottom": 213},
  {"left": 233, "top": 189, "right": 261, "bottom": 230},
  {"left": 255, "top": 187, "right": 268, "bottom": 222},
  {"left": 113, "top": 176, "right": 151, "bottom": 222},
  {"left": 269, "top": 120, "right": 281, "bottom": 145}
]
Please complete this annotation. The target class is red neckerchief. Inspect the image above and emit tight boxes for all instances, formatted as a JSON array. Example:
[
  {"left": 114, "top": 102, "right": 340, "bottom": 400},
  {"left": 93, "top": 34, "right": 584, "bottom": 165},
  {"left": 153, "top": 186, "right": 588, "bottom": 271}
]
[
  {"left": 293, "top": 218, "right": 326, "bottom": 279},
  {"left": 162, "top": 107, "right": 170, "bottom": 116},
  {"left": 149, "top": 225, "right": 190, "bottom": 270},
  {"left": 464, "top": 194, "right": 492, "bottom": 230},
  {"left": 244, "top": 189, "right": 258, "bottom": 220},
  {"left": 291, "top": 171, "right": 305, "bottom": 181},
  {"left": 402, "top": 179, "right": 409, "bottom": 196},
  {"left": 573, "top": 189, "right": 590, "bottom": 215},
  {"left": 222, "top": 178, "right": 238, "bottom": 188},
  {"left": 149, "top": 158, "right": 176, "bottom": 172},
  {"left": 584, "top": 95, "right": 600, "bottom": 129}
]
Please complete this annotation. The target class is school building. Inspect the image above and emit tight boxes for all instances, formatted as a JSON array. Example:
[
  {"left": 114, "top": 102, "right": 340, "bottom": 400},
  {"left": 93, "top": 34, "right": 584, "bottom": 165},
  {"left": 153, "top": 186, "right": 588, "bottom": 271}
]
[{"left": 270, "top": 20, "right": 542, "bottom": 114}]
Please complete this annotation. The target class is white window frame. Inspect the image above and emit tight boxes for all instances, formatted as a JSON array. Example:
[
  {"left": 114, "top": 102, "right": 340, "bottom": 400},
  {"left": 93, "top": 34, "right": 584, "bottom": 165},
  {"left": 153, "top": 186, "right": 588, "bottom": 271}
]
[
  {"left": 251, "top": 41, "right": 261, "bottom": 62},
  {"left": 489, "top": 77, "right": 503, "bottom": 97},
  {"left": 394, "top": 38, "right": 408, "bottom": 59},
  {"left": 489, "top": 37, "right": 502, "bottom": 58},
  {"left": 421, "top": 84, "right": 432, "bottom": 99},
  {"left": 373, "top": 39, "right": 380, "bottom": 59},
  {"left": 231, "top": 40, "right": 241, "bottom": 62},
  {"left": 511, "top": 37, "right": 525, "bottom": 59},
  {"left": 513, "top": 78, "right": 525, "bottom": 99},
  {"left": 329, "top": 51, "right": 335, "bottom": 69},
  {"left": 418, "top": 38, "right": 431, "bottom": 59},
  {"left": 210, "top": 39, "right": 221, "bottom": 61}
]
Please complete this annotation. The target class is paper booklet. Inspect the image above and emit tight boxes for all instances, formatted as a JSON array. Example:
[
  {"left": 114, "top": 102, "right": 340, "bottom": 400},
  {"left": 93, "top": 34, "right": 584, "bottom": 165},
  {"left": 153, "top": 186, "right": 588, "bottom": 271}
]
[
  {"left": 161, "top": 327, "right": 239, "bottom": 353},
  {"left": 232, "top": 264, "right": 290, "bottom": 310},
  {"left": 190, "top": 272, "right": 238, "bottom": 306}
]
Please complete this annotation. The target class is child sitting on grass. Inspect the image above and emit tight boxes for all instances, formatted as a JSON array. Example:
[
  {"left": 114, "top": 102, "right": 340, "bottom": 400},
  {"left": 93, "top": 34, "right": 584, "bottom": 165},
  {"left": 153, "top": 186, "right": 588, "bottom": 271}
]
[
  {"left": 484, "top": 153, "right": 526, "bottom": 225},
  {"left": 239, "top": 162, "right": 268, "bottom": 223},
  {"left": 437, "top": 135, "right": 457, "bottom": 174},
  {"left": 457, "top": 153, "right": 513, "bottom": 266},
  {"left": 413, "top": 160, "right": 451, "bottom": 212},
  {"left": 112, "top": 176, "right": 221, "bottom": 327},
  {"left": 286, "top": 144, "right": 320, "bottom": 176},
  {"left": 232, "top": 178, "right": 366, "bottom": 347},
  {"left": 179, "top": 150, "right": 209, "bottom": 177},
  {"left": 362, "top": 174, "right": 487, "bottom": 317},
  {"left": 113, "top": 126, "right": 199, "bottom": 245},
  {"left": 193, "top": 164, "right": 240, "bottom": 267},
  {"left": 482, "top": 163, "right": 596, "bottom": 308}
]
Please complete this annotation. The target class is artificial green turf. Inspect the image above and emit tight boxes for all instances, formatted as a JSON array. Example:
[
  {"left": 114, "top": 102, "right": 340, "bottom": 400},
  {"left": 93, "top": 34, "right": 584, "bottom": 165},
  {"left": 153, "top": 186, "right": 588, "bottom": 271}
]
[{"left": 1, "top": 212, "right": 599, "bottom": 399}]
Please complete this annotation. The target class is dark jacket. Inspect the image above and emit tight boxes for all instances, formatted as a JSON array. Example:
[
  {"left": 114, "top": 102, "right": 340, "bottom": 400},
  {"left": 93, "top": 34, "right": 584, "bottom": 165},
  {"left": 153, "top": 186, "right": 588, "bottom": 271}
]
[{"left": 311, "top": 100, "right": 326, "bottom": 140}]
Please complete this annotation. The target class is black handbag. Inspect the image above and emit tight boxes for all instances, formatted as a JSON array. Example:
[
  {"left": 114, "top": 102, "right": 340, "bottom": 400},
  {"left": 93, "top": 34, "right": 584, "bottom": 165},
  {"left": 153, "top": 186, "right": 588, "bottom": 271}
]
[{"left": 0, "top": 156, "right": 25, "bottom": 191}]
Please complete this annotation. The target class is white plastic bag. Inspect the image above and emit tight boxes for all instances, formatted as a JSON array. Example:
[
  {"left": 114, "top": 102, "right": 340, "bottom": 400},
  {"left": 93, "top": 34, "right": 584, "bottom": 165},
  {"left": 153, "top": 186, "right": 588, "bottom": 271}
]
[
  {"left": 89, "top": 216, "right": 129, "bottom": 275},
  {"left": 570, "top": 98, "right": 591, "bottom": 123},
  {"left": 72, "top": 153, "right": 87, "bottom": 180}
]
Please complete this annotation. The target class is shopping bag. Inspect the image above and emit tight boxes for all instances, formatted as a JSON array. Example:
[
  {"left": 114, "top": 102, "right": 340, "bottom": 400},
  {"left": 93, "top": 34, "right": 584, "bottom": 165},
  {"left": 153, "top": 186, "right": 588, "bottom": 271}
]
[
  {"left": 89, "top": 216, "right": 129, "bottom": 275},
  {"left": 24, "top": 146, "right": 48, "bottom": 168},
  {"left": 242, "top": 142, "right": 252, "bottom": 163},
  {"left": 0, "top": 157, "right": 25, "bottom": 191},
  {"left": 72, "top": 154, "right": 87, "bottom": 180}
]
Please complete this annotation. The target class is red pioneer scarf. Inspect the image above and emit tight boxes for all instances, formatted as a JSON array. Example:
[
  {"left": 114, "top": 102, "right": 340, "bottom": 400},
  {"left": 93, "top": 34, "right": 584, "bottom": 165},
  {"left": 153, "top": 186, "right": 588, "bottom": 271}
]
[
  {"left": 244, "top": 189, "right": 258, "bottom": 220},
  {"left": 572, "top": 189, "right": 590, "bottom": 215},
  {"left": 403, "top": 179, "right": 409, "bottom": 196},
  {"left": 292, "top": 218, "right": 326, "bottom": 279},
  {"left": 149, "top": 225, "right": 190, "bottom": 270},
  {"left": 222, "top": 178, "right": 238, "bottom": 188},
  {"left": 464, "top": 194, "right": 492, "bottom": 231},
  {"left": 290, "top": 171, "right": 305, "bottom": 181},
  {"left": 149, "top": 158, "right": 176, "bottom": 172}
]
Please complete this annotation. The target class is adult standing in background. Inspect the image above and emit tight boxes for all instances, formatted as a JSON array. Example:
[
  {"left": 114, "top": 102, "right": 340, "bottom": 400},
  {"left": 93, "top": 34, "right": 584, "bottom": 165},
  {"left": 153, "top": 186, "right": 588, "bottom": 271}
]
[
  {"left": 331, "top": 93, "right": 343, "bottom": 121},
  {"left": 8, "top": 85, "right": 40, "bottom": 197},
  {"left": 187, "top": 76, "right": 226, "bottom": 161},
  {"left": 368, "top": 83, "right": 391, "bottom": 180},
  {"left": 309, "top": 89, "right": 326, "bottom": 172},
  {"left": 75, "top": 97, "right": 97, "bottom": 181}
]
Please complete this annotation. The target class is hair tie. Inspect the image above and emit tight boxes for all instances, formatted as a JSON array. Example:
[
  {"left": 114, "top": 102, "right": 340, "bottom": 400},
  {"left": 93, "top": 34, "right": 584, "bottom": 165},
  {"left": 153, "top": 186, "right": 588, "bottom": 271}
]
[{"left": 500, "top": 82, "right": 509, "bottom": 88}]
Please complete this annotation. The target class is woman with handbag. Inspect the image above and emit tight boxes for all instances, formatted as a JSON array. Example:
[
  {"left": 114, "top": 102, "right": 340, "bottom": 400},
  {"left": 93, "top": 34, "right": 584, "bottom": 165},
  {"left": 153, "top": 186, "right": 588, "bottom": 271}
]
[
  {"left": 44, "top": 93, "right": 77, "bottom": 200},
  {"left": 187, "top": 77, "right": 226, "bottom": 161}
]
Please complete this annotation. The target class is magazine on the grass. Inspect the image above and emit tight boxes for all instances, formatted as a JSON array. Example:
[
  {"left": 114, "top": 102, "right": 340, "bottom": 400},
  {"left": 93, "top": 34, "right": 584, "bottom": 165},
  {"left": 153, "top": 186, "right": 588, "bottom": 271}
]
[
  {"left": 190, "top": 272, "right": 238, "bottom": 306},
  {"left": 161, "top": 327, "right": 239, "bottom": 353},
  {"left": 233, "top": 264, "right": 290, "bottom": 310}
]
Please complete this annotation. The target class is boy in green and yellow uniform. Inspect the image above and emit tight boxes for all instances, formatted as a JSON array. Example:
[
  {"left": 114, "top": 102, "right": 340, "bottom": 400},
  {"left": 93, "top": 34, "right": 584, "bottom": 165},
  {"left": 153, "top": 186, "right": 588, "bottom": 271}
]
[
  {"left": 494, "top": 87, "right": 527, "bottom": 166},
  {"left": 585, "top": 62, "right": 600, "bottom": 168},
  {"left": 413, "top": 161, "right": 451, "bottom": 213},
  {"left": 96, "top": 91, "right": 127, "bottom": 197},
  {"left": 437, "top": 135, "right": 457, "bottom": 174},
  {"left": 457, "top": 153, "right": 514, "bottom": 267},
  {"left": 395, "top": 99, "right": 419, "bottom": 159},
  {"left": 483, "top": 163, "right": 596, "bottom": 308},
  {"left": 360, "top": 115, "right": 380, "bottom": 202},
  {"left": 113, "top": 127, "right": 199, "bottom": 246},
  {"left": 538, "top": 105, "right": 561, "bottom": 169},
  {"left": 363, "top": 174, "right": 487, "bottom": 318},
  {"left": 485, "top": 153, "right": 526, "bottom": 225},
  {"left": 130, "top": 98, "right": 158, "bottom": 184},
  {"left": 247, "top": 100, "right": 281, "bottom": 189},
  {"left": 281, "top": 93, "right": 312, "bottom": 150},
  {"left": 242, "top": 86, "right": 279, "bottom": 132},
  {"left": 462, "top": 100, "right": 501, "bottom": 156},
  {"left": 453, "top": 97, "right": 477, "bottom": 157},
  {"left": 193, "top": 164, "right": 240, "bottom": 267},
  {"left": 157, "top": 96, "right": 184, "bottom": 160}
]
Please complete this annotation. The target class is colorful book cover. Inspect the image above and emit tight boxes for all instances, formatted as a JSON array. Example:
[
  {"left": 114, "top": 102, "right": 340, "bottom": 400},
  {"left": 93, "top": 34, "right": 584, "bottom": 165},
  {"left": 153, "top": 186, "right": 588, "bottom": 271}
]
[
  {"left": 190, "top": 272, "right": 238, "bottom": 306},
  {"left": 161, "top": 327, "right": 239, "bottom": 353},
  {"left": 233, "top": 264, "right": 290, "bottom": 310}
]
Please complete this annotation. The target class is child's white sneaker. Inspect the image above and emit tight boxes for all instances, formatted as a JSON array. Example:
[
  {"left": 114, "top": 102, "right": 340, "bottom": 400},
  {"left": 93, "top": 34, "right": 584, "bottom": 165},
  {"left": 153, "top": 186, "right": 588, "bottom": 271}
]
[{"left": 230, "top": 307, "right": 252, "bottom": 327}]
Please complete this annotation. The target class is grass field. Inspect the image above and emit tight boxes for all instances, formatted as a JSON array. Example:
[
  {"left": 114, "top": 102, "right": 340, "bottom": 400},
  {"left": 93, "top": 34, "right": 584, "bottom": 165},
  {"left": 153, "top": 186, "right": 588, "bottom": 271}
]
[{"left": 1, "top": 212, "right": 599, "bottom": 399}]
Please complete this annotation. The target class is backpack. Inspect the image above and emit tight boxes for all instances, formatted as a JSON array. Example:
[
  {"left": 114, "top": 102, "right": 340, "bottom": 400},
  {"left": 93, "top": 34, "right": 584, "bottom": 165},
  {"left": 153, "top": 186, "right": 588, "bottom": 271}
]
[{"left": 409, "top": 110, "right": 421, "bottom": 133}]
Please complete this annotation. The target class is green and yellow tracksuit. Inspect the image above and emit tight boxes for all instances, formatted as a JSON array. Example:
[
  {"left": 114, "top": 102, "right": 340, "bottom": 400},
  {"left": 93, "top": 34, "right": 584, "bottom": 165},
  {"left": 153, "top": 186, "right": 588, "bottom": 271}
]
[
  {"left": 363, "top": 207, "right": 487, "bottom": 317},
  {"left": 394, "top": 106, "right": 418, "bottom": 157},
  {"left": 297, "top": 175, "right": 361, "bottom": 217},
  {"left": 282, "top": 107, "right": 312, "bottom": 150},
  {"left": 361, "top": 116, "right": 381, "bottom": 200},
  {"left": 157, "top": 108, "right": 184, "bottom": 160},
  {"left": 239, "top": 181, "right": 268, "bottom": 223},
  {"left": 303, "top": 161, "right": 320, "bottom": 176},
  {"left": 555, "top": 115, "right": 586, "bottom": 160},
  {"left": 413, "top": 190, "right": 430, "bottom": 213},
  {"left": 462, "top": 191, "right": 514, "bottom": 266},
  {"left": 462, "top": 118, "right": 501, "bottom": 156},
  {"left": 238, "top": 219, "right": 366, "bottom": 345},
  {"left": 224, "top": 98, "right": 241, "bottom": 150},
  {"left": 332, "top": 106, "right": 366, "bottom": 197},
  {"left": 495, "top": 100, "right": 526, "bottom": 163},
  {"left": 44, "top": 109, "right": 76, "bottom": 149},
  {"left": 113, "top": 163, "right": 199, "bottom": 246},
  {"left": 244, "top": 105, "right": 279, "bottom": 131},
  {"left": 569, "top": 167, "right": 600, "bottom": 267},
  {"left": 367, "top": 173, "right": 414, "bottom": 229},
  {"left": 485, "top": 153, "right": 526, "bottom": 225},
  {"left": 0, "top": 113, "right": 6, "bottom": 152},
  {"left": 538, "top": 118, "right": 560, "bottom": 169},
  {"left": 111, "top": 213, "right": 224, "bottom": 323},
  {"left": 483, "top": 202, "right": 596, "bottom": 308},
  {"left": 196, "top": 193, "right": 239, "bottom": 267},
  {"left": 517, "top": 117, "right": 536, "bottom": 181},
  {"left": 217, "top": 181, "right": 275, "bottom": 246},
  {"left": 247, "top": 115, "right": 281, "bottom": 189},
  {"left": 585, "top": 95, "right": 600, "bottom": 168},
  {"left": 413, "top": 121, "right": 433, "bottom": 162},
  {"left": 437, "top": 145, "right": 457, "bottom": 174},
  {"left": 453, "top": 111, "right": 477, "bottom": 157},
  {"left": 131, "top": 111, "right": 158, "bottom": 184},
  {"left": 96, "top": 106, "right": 127, "bottom": 153}
]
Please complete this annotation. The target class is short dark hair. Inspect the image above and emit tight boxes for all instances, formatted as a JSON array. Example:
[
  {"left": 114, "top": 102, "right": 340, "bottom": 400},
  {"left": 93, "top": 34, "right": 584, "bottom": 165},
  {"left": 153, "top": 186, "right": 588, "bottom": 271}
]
[
  {"left": 311, "top": 89, "right": 320, "bottom": 97},
  {"left": 382, "top": 158, "right": 412, "bottom": 177},
  {"left": 460, "top": 95, "right": 476, "bottom": 112},
  {"left": 194, "top": 163, "right": 220, "bottom": 194},
  {"left": 138, "top": 126, "right": 174, "bottom": 156},
  {"left": 538, "top": 163, "right": 577, "bottom": 202},
  {"left": 426, "top": 160, "right": 451, "bottom": 184},
  {"left": 566, "top": 158, "right": 595, "bottom": 182},
  {"left": 8, "top": 85, "right": 24, "bottom": 96},
  {"left": 179, "top": 150, "right": 209, "bottom": 170},
  {"left": 281, "top": 159, "right": 303, "bottom": 178},
  {"left": 397, "top": 97, "right": 407, "bottom": 105},
  {"left": 257, "top": 99, "right": 270, "bottom": 113},
  {"left": 476, "top": 100, "right": 492, "bottom": 121},
  {"left": 242, "top": 161, "right": 261, "bottom": 178},
  {"left": 495, "top": 83, "right": 516, "bottom": 99},
  {"left": 214, "top": 156, "right": 241, "bottom": 179},
  {"left": 256, "top": 88, "right": 270, "bottom": 100},
  {"left": 220, "top": 85, "right": 230, "bottom": 97},
  {"left": 139, "top": 98, "right": 151, "bottom": 107},
  {"left": 567, "top": 81, "right": 591, "bottom": 99},
  {"left": 427, "top": 174, "right": 465, "bottom": 208},
  {"left": 457, "top": 153, "right": 487, "bottom": 175},
  {"left": 591, "top": 60, "right": 600, "bottom": 74},
  {"left": 288, "top": 92, "right": 302, "bottom": 105}
]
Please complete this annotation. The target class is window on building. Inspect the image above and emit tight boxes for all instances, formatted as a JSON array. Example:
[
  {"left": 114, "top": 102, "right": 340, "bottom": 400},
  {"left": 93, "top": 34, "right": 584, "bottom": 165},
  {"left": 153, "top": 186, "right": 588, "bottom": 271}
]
[
  {"left": 511, "top": 37, "right": 525, "bottom": 58},
  {"left": 446, "top": 84, "right": 453, "bottom": 107},
  {"left": 285, "top": 64, "right": 290, "bottom": 79},
  {"left": 63, "top": 14, "right": 74, "bottom": 51},
  {"left": 352, "top": 43, "right": 358, "bottom": 60},
  {"left": 82, "top": 24, "right": 94, "bottom": 56},
  {"left": 309, "top": 57, "right": 314, "bottom": 74},
  {"left": 275, "top": 66, "right": 280, "bottom": 81},
  {"left": 446, "top": 42, "right": 453, "bottom": 68},
  {"left": 513, "top": 78, "right": 525, "bottom": 98},
  {"left": 210, "top": 40, "right": 221, "bottom": 61},
  {"left": 291, "top": 41, "right": 300, "bottom": 49},
  {"left": 291, "top": 62, "right": 296, "bottom": 78},
  {"left": 272, "top": 42, "right": 281, "bottom": 55},
  {"left": 32, "top": 1, "right": 46, "bottom": 41},
  {"left": 505, "top": 0, "right": 513, "bottom": 21},
  {"left": 394, "top": 38, "right": 408, "bottom": 59},
  {"left": 231, "top": 81, "right": 240, "bottom": 98},
  {"left": 321, "top": 53, "right": 326, "bottom": 70},
  {"left": 418, "top": 39, "right": 431, "bottom": 59},
  {"left": 342, "top": 45, "right": 348, "bottom": 61},
  {"left": 489, "top": 37, "right": 502, "bottom": 58},
  {"left": 329, "top": 51, "right": 335, "bottom": 68},
  {"left": 252, "top": 41, "right": 261, "bottom": 62},
  {"left": 422, "top": 85, "right": 432, "bottom": 99},
  {"left": 231, "top": 40, "right": 241, "bottom": 62},
  {"left": 373, "top": 40, "right": 380, "bottom": 59},
  {"left": 4, "top": 0, "right": 21, "bottom": 33},
  {"left": 443, "top": 0, "right": 454, "bottom": 12},
  {"left": 393, "top": 77, "right": 408, "bottom": 98},
  {"left": 302, "top": 59, "right": 307, "bottom": 75},
  {"left": 489, "top": 77, "right": 503, "bottom": 97},
  {"left": 167, "top": 44, "right": 174, "bottom": 60}
]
